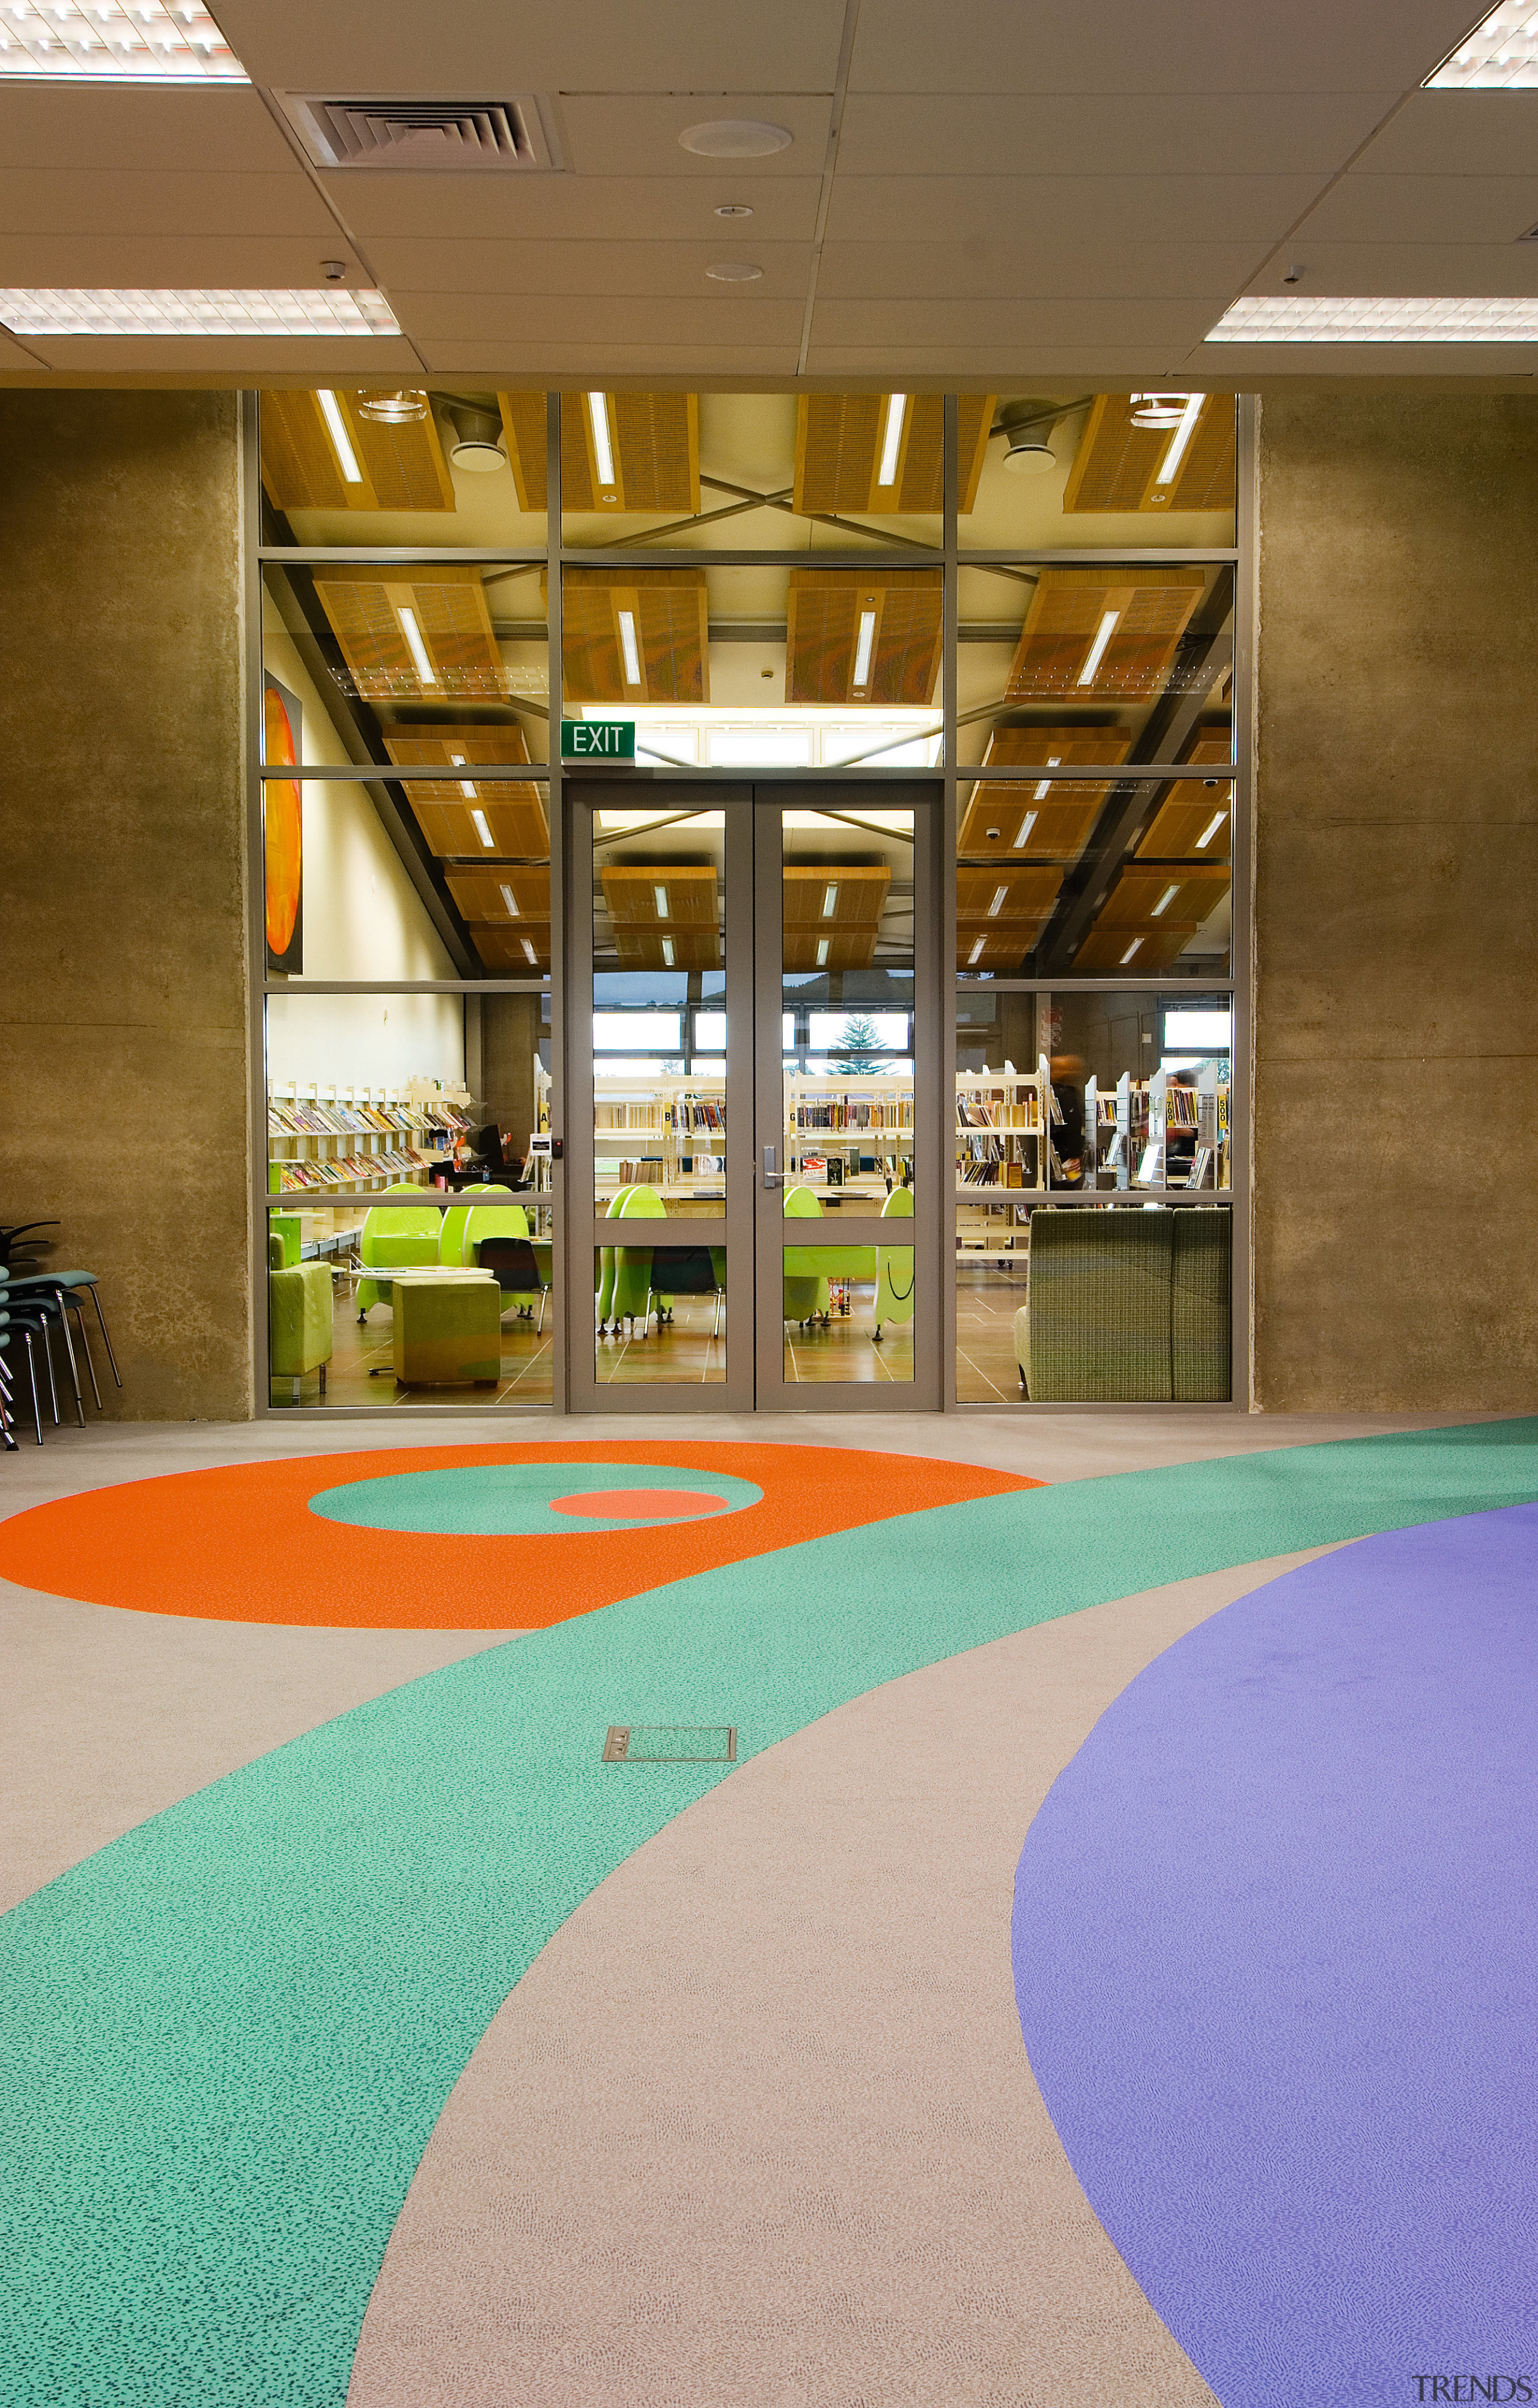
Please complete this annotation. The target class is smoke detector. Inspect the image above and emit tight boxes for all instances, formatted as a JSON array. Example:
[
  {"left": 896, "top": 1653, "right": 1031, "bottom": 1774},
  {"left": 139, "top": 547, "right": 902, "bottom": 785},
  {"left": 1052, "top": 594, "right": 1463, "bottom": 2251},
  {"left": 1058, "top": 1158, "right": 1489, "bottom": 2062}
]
[
  {"left": 440, "top": 401, "right": 508, "bottom": 474},
  {"left": 278, "top": 93, "right": 562, "bottom": 171}
]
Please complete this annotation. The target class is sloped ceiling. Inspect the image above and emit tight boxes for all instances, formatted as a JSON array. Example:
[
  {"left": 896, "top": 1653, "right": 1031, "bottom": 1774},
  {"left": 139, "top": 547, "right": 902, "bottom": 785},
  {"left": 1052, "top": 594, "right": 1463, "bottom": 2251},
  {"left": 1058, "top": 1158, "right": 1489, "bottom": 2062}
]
[{"left": 0, "top": 1, "right": 1527, "bottom": 385}]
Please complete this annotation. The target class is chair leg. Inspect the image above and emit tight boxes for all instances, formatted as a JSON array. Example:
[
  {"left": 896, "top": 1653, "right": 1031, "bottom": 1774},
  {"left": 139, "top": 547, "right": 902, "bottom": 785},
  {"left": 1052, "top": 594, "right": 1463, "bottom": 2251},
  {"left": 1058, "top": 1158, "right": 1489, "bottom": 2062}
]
[
  {"left": 49, "top": 1298, "right": 86, "bottom": 1429},
  {"left": 318, "top": 1362, "right": 327, "bottom": 1395},
  {"left": 89, "top": 1285, "right": 122, "bottom": 1388},
  {"left": 68, "top": 1299, "right": 103, "bottom": 1410},
  {"left": 537, "top": 1287, "right": 547, "bottom": 1335},
  {"left": 38, "top": 1323, "right": 60, "bottom": 1426},
  {"left": 22, "top": 1333, "right": 44, "bottom": 1443}
]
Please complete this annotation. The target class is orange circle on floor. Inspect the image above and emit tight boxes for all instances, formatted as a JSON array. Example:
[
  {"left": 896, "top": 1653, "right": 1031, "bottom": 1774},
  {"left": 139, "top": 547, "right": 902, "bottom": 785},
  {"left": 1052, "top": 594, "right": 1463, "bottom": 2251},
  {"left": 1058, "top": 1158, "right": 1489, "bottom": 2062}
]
[
  {"left": 0, "top": 1441, "right": 1039, "bottom": 1630},
  {"left": 550, "top": 1488, "right": 731, "bottom": 1520}
]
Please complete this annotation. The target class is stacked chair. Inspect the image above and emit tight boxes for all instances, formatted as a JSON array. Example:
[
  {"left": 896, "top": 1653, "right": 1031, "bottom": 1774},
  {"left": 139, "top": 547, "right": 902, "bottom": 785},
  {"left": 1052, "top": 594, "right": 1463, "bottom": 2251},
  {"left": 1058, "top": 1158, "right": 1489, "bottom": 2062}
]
[{"left": 0, "top": 1238, "right": 121, "bottom": 1446}]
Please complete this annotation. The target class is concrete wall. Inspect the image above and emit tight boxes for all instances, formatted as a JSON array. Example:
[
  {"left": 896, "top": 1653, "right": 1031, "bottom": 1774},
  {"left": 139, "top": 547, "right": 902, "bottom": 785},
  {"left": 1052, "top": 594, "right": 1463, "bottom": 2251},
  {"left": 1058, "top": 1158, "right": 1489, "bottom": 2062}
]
[
  {"left": 0, "top": 392, "right": 251, "bottom": 1420},
  {"left": 1254, "top": 394, "right": 1538, "bottom": 1411}
]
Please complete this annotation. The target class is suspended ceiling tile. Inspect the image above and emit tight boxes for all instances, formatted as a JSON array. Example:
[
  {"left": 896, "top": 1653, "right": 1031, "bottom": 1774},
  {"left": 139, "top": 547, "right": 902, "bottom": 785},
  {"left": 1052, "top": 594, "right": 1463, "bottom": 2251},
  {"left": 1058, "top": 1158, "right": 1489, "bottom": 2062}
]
[
  {"left": 836, "top": 90, "right": 1399, "bottom": 178},
  {"left": 0, "top": 237, "right": 372, "bottom": 289},
  {"left": 1248, "top": 243, "right": 1538, "bottom": 296},
  {"left": 956, "top": 865, "right": 1065, "bottom": 922},
  {"left": 786, "top": 570, "right": 943, "bottom": 707},
  {"left": 0, "top": 168, "right": 343, "bottom": 240},
  {"left": 794, "top": 394, "right": 992, "bottom": 514},
  {"left": 1006, "top": 567, "right": 1206, "bottom": 703},
  {"left": 614, "top": 925, "right": 719, "bottom": 970},
  {"left": 1063, "top": 394, "right": 1235, "bottom": 514},
  {"left": 782, "top": 928, "right": 883, "bottom": 971},
  {"left": 783, "top": 864, "right": 890, "bottom": 925},
  {"left": 263, "top": 388, "right": 454, "bottom": 512},
  {"left": 312, "top": 567, "right": 505, "bottom": 703},
  {"left": 846, "top": 0, "right": 1482, "bottom": 94},
  {"left": 0, "top": 86, "right": 303, "bottom": 172},
  {"left": 1135, "top": 779, "right": 1236, "bottom": 862},
  {"left": 473, "top": 922, "right": 551, "bottom": 972},
  {"left": 366, "top": 238, "right": 813, "bottom": 297},
  {"left": 814, "top": 240, "right": 1266, "bottom": 300},
  {"left": 1089, "top": 862, "right": 1232, "bottom": 930},
  {"left": 810, "top": 296, "right": 1224, "bottom": 349},
  {"left": 445, "top": 865, "right": 551, "bottom": 919},
  {"left": 1291, "top": 174, "right": 1538, "bottom": 246},
  {"left": 499, "top": 390, "right": 699, "bottom": 515},
  {"left": 603, "top": 864, "right": 719, "bottom": 925},
  {"left": 807, "top": 348, "right": 1209, "bottom": 378},
  {"left": 1349, "top": 91, "right": 1538, "bottom": 178},
  {"left": 558, "top": 94, "right": 832, "bottom": 178},
  {"left": 824, "top": 174, "right": 1327, "bottom": 246},
  {"left": 958, "top": 728, "right": 1132, "bottom": 857},
  {"left": 564, "top": 568, "right": 710, "bottom": 706},
  {"left": 211, "top": 0, "right": 847, "bottom": 91},
  {"left": 1071, "top": 923, "right": 1202, "bottom": 972},
  {"left": 391, "top": 291, "right": 806, "bottom": 344},
  {"left": 418, "top": 341, "right": 800, "bottom": 375},
  {"left": 323, "top": 174, "right": 824, "bottom": 245},
  {"left": 9, "top": 335, "right": 422, "bottom": 374}
]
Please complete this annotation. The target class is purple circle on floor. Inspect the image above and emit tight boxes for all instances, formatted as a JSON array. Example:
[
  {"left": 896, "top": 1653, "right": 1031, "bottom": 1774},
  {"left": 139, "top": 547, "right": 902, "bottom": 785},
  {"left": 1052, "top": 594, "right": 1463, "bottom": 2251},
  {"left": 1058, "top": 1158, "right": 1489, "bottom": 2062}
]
[{"left": 1012, "top": 1505, "right": 1538, "bottom": 2407}]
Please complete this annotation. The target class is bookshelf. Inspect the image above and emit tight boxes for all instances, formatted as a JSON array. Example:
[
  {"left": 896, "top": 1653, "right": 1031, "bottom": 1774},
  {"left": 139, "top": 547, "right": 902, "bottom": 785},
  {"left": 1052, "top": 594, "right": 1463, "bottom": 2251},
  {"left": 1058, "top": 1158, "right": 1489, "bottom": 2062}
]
[
  {"left": 267, "top": 1076, "right": 472, "bottom": 1197},
  {"left": 594, "top": 1070, "right": 728, "bottom": 1201},
  {"left": 954, "top": 1055, "right": 1062, "bottom": 1194},
  {"left": 785, "top": 1067, "right": 913, "bottom": 1201}
]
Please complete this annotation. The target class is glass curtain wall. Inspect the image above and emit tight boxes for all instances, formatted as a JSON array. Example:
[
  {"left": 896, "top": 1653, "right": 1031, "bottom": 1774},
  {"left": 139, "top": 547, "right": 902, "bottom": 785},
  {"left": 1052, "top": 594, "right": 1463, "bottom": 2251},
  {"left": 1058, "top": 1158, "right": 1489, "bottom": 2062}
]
[{"left": 250, "top": 388, "right": 1247, "bottom": 1412}]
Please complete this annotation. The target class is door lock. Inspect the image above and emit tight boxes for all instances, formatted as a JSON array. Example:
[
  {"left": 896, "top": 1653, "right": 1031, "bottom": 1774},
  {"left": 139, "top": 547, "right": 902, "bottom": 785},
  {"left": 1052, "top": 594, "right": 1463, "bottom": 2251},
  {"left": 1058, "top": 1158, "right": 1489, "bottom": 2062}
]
[{"left": 762, "top": 1144, "right": 785, "bottom": 1189}]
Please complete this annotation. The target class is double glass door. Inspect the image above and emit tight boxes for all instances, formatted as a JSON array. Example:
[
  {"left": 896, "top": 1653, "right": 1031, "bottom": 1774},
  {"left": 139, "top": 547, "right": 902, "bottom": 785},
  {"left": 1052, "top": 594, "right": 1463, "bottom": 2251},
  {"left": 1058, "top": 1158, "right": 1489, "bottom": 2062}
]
[{"left": 566, "top": 781, "right": 941, "bottom": 1411}]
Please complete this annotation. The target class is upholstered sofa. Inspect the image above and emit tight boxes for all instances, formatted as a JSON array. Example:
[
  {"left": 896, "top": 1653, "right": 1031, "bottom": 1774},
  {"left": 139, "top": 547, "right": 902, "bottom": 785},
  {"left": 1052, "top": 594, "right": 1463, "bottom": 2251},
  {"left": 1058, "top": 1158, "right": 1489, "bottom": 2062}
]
[{"left": 1013, "top": 1206, "right": 1232, "bottom": 1402}]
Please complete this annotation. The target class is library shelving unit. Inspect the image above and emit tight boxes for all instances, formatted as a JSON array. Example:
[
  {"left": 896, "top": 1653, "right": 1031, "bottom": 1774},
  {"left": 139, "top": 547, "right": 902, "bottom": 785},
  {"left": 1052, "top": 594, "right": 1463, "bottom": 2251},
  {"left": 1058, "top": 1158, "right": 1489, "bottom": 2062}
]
[
  {"left": 784, "top": 1067, "right": 914, "bottom": 1201},
  {"left": 267, "top": 1077, "right": 473, "bottom": 1199},
  {"left": 594, "top": 1071, "right": 728, "bottom": 1204}
]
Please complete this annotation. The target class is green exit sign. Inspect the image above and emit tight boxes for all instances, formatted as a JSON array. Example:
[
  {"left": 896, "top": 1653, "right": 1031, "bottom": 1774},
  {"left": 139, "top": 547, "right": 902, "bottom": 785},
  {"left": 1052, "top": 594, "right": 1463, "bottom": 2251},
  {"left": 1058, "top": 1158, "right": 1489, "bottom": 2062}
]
[{"left": 561, "top": 718, "right": 635, "bottom": 761}]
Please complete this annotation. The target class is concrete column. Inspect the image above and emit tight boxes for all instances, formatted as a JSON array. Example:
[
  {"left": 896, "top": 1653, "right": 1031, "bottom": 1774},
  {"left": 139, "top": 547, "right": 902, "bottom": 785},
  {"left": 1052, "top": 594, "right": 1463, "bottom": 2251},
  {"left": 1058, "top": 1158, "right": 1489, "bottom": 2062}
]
[
  {"left": 0, "top": 392, "right": 250, "bottom": 1421},
  {"left": 1254, "top": 393, "right": 1538, "bottom": 1410}
]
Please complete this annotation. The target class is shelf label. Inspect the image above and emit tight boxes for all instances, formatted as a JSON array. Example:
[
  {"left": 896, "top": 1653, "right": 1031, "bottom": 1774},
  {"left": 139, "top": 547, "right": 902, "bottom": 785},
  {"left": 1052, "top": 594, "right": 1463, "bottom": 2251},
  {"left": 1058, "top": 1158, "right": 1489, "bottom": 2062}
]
[{"left": 561, "top": 718, "right": 635, "bottom": 761}]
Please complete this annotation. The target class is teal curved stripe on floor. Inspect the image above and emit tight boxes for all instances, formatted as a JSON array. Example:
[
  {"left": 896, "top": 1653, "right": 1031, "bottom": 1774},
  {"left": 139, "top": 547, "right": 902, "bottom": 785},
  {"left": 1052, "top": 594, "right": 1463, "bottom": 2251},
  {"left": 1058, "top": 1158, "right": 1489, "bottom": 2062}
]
[{"left": 2, "top": 1419, "right": 1537, "bottom": 2407}]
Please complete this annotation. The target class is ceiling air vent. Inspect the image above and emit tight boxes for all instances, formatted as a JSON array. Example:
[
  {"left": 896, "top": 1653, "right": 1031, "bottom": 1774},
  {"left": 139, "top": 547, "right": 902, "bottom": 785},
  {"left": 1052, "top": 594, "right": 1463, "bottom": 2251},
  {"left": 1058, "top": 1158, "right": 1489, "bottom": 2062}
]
[{"left": 279, "top": 93, "right": 561, "bottom": 171}]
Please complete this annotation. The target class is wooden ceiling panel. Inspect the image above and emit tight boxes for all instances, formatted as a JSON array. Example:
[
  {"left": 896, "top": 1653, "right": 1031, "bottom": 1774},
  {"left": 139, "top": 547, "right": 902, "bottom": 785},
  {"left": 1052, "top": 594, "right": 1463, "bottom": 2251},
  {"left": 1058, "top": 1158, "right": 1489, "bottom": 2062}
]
[
  {"left": 956, "top": 866, "right": 1065, "bottom": 924},
  {"left": 601, "top": 863, "right": 720, "bottom": 928},
  {"left": 786, "top": 569, "right": 943, "bottom": 706},
  {"left": 1071, "top": 862, "right": 1230, "bottom": 971},
  {"left": 613, "top": 926, "right": 720, "bottom": 971},
  {"left": 783, "top": 927, "right": 883, "bottom": 972},
  {"left": 1071, "top": 924, "right": 1204, "bottom": 972},
  {"left": 498, "top": 391, "right": 699, "bottom": 516},
  {"left": 383, "top": 724, "right": 547, "bottom": 859},
  {"left": 1063, "top": 394, "right": 1236, "bottom": 516},
  {"left": 782, "top": 864, "right": 890, "bottom": 928},
  {"left": 312, "top": 567, "right": 503, "bottom": 701},
  {"left": 260, "top": 389, "right": 454, "bottom": 514},
  {"left": 471, "top": 922, "right": 550, "bottom": 974},
  {"left": 1005, "top": 567, "right": 1205, "bottom": 701},
  {"left": 445, "top": 867, "right": 551, "bottom": 922},
  {"left": 794, "top": 392, "right": 993, "bottom": 515},
  {"left": 563, "top": 568, "right": 710, "bottom": 704},
  {"left": 958, "top": 725, "right": 1132, "bottom": 857}
]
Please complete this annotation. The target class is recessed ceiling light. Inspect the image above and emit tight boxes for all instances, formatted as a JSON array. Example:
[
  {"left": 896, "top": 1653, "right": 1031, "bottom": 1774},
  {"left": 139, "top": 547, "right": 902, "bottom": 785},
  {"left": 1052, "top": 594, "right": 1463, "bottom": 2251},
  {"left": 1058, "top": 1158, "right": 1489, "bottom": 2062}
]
[
  {"left": 0, "top": 287, "right": 400, "bottom": 337},
  {"left": 679, "top": 118, "right": 791, "bottom": 157},
  {"left": 1120, "top": 938, "right": 1143, "bottom": 964},
  {"left": 1152, "top": 394, "right": 1204, "bottom": 485},
  {"left": 0, "top": 0, "right": 245, "bottom": 81},
  {"left": 1196, "top": 810, "right": 1227, "bottom": 850},
  {"left": 498, "top": 883, "right": 519, "bottom": 916},
  {"left": 816, "top": 937, "right": 830, "bottom": 966},
  {"left": 986, "top": 885, "right": 1009, "bottom": 918},
  {"left": 1426, "top": 1, "right": 1538, "bottom": 86},
  {"left": 316, "top": 389, "right": 362, "bottom": 484},
  {"left": 852, "top": 609, "right": 876, "bottom": 689},
  {"left": 968, "top": 938, "right": 985, "bottom": 965},
  {"left": 1077, "top": 609, "right": 1120, "bottom": 686},
  {"left": 471, "top": 809, "right": 494, "bottom": 849},
  {"left": 395, "top": 605, "right": 436, "bottom": 686},
  {"left": 617, "top": 609, "right": 643, "bottom": 686},
  {"left": 1011, "top": 810, "right": 1038, "bottom": 850},
  {"left": 714, "top": 202, "right": 754, "bottom": 218},
  {"left": 1150, "top": 883, "right": 1181, "bottom": 918},
  {"left": 876, "top": 392, "right": 907, "bottom": 486},
  {"left": 706, "top": 260, "right": 763, "bottom": 281},
  {"left": 521, "top": 937, "right": 538, "bottom": 966},
  {"left": 1206, "top": 294, "right": 1538, "bottom": 343}
]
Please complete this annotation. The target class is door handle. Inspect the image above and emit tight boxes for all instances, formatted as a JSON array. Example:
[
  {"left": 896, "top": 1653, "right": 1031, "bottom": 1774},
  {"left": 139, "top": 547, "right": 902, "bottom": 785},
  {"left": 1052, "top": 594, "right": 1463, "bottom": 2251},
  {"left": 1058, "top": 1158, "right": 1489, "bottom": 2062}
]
[{"left": 762, "top": 1144, "right": 786, "bottom": 1189}]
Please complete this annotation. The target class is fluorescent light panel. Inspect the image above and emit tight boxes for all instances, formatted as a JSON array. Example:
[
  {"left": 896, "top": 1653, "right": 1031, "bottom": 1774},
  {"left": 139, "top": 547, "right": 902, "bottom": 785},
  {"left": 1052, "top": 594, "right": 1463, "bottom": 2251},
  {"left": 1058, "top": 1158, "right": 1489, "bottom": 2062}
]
[
  {"left": 661, "top": 937, "right": 675, "bottom": 966},
  {"left": 448, "top": 752, "right": 477, "bottom": 800},
  {"left": 987, "top": 885, "right": 1009, "bottom": 918},
  {"left": 816, "top": 938, "right": 830, "bottom": 966},
  {"left": 852, "top": 609, "right": 876, "bottom": 689},
  {"left": 1426, "top": 1, "right": 1538, "bottom": 85},
  {"left": 395, "top": 606, "right": 436, "bottom": 687},
  {"left": 1011, "top": 811, "right": 1038, "bottom": 850},
  {"left": 1150, "top": 883, "right": 1181, "bottom": 918},
  {"left": 1120, "top": 939, "right": 1143, "bottom": 963},
  {"left": 316, "top": 389, "right": 362, "bottom": 484},
  {"left": 1196, "top": 810, "right": 1227, "bottom": 850},
  {"left": 1032, "top": 755, "right": 1062, "bottom": 800},
  {"left": 876, "top": 392, "right": 907, "bottom": 486},
  {"left": 521, "top": 938, "right": 538, "bottom": 966},
  {"left": 821, "top": 883, "right": 839, "bottom": 918},
  {"left": 587, "top": 391, "right": 616, "bottom": 488},
  {"left": 470, "top": 809, "right": 494, "bottom": 849},
  {"left": 0, "top": 0, "right": 246, "bottom": 80},
  {"left": 617, "top": 609, "right": 642, "bottom": 686},
  {"left": 1207, "top": 294, "right": 1538, "bottom": 343},
  {"left": 1078, "top": 609, "right": 1119, "bottom": 686},
  {"left": 653, "top": 884, "right": 669, "bottom": 917},
  {"left": 968, "top": 938, "right": 985, "bottom": 965},
  {"left": 497, "top": 884, "right": 518, "bottom": 917},
  {"left": 0, "top": 288, "right": 400, "bottom": 337},
  {"left": 1153, "top": 394, "right": 1203, "bottom": 486}
]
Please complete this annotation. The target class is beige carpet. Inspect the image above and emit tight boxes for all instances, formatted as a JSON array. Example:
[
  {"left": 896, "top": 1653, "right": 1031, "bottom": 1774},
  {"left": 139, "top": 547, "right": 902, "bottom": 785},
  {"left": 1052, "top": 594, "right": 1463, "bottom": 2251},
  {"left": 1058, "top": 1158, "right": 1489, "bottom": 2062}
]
[{"left": 347, "top": 1546, "right": 1342, "bottom": 2407}]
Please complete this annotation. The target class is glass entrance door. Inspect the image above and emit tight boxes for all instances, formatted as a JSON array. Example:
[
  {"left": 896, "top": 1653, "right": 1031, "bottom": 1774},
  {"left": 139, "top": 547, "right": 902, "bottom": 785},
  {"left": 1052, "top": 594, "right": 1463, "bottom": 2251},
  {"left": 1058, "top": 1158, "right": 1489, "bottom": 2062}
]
[{"left": 565, "top": 779, "right": 940, "bottom": 1412}]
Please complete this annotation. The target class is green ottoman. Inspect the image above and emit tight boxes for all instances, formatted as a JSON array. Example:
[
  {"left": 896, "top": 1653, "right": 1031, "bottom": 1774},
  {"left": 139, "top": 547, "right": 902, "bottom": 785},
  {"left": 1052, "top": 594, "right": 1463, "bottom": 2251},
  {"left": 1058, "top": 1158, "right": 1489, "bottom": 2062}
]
[
  {"left": 268, "top": 1256, "right": 333, "bottom": 1399},
  {"left": 391, "top": 1269, "right": 501, "bottom": 1386}
]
